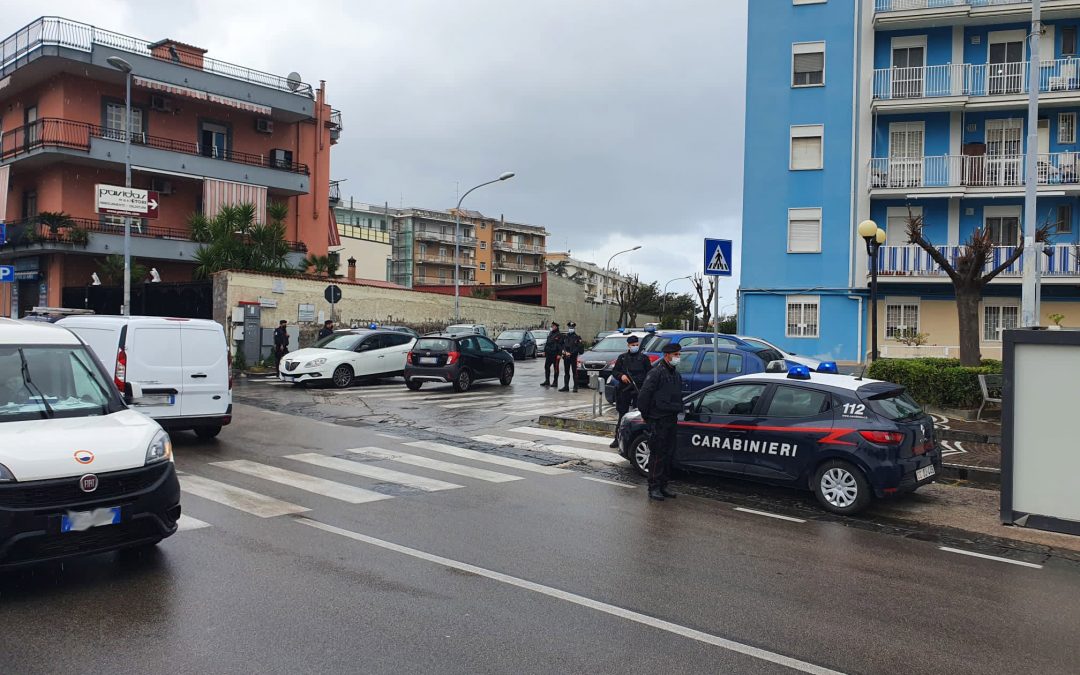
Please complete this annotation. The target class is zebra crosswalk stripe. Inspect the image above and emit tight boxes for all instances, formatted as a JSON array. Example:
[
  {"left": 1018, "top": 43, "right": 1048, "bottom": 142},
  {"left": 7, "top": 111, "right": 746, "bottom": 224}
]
[
  {"left": 471, "top": 435, "right": 628, "bottom": 467},
  {"left": 343, "top": 447, "right": 523, "bottom": 483},
  {"left": 286, "top": 453, "right": 463, "bottom": 492},
  {"left": 212, "top": 460, "right": 393, "bottom": 504},
  {"left": 438, "top": 396, "right": 547, "bottom": 410},
  {"left": 509, "top": 426, "right": 615, "bottom": 446},
  {"left": 177, "top": 514, "right": 213, "bottom": 531},
  {"left": 405, "top": 440, "right": 570, "bottom": 475},
  {"left": 181, "top": 473, "right": 310, "bottom": 518}
]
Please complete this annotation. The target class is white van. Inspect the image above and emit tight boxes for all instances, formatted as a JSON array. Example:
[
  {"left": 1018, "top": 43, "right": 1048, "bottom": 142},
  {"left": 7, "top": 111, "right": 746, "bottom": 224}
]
[
  {"left": 58, "top": 316, "right": 232, "bottom": 439},
  {"left": 0, "top": 319, "right": 180, "bottom": 568}
]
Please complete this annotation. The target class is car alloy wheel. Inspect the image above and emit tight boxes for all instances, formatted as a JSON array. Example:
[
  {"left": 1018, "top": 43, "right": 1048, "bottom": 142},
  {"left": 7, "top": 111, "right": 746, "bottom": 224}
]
[
  {"left": 332, "top": 364, "right": 354, "bottom": 389},
  {"left": 454, "top": 369, "right": 472, "bottom": 392},
  {"left": 632, "top": 436, "right": 651, "bottom": 477},
  {"left": 820, "top": 467, "right": 858, "bottom": 508},
  {"left": 500, "top": 364, "right": 514, "bottom": 386}
]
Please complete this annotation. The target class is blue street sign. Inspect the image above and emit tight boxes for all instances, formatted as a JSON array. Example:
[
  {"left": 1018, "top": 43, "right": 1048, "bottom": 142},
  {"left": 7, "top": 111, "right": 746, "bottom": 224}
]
[
  {"left": 0, "top": 265, "right": 14, "bottom": 283},
  {"left": 703, "top": 238, "right": 733, "bottom": 277}
]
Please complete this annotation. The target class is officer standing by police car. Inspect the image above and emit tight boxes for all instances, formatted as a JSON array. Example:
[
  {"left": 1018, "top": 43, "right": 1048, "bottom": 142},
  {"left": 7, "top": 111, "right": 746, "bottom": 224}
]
[
  {"left": 559, "top": 321, "right": 584, "bottom": 393},
  {"left": 636, "top": 343, "right": 683, "bottom": 501},
  {"left": 608, "top": 334, "right": 651, "bottom": 448},
  {"left": 541, "top": 322, "right": 564, "bottom": 388}
]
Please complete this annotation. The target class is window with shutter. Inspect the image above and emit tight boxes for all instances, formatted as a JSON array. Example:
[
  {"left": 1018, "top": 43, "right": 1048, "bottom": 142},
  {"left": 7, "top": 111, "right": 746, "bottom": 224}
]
[
  {"left": 790, "top": 125, "right": 824, "bottom": 170},
  {"left": 787, "top": 208, "right": 821, "bottom": 253},
  {"left": 1059, "top": 113, "right": 1076, "bottom": 144},
  {"left": 786, "top": 296, "right": 820, "bottom": 338},
  {"left": 1057, "top": 204, "right": 1073, "bottom": 234},
  {"left": 885, "top": 302, "right": 920, "bottom": 339},
  {"left": 792, "top": 42, "right": 825, "bottom": 87}
]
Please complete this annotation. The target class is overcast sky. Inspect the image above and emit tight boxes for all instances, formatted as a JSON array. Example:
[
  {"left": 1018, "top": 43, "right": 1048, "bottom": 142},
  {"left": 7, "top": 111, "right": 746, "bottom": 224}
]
[{"left": 4, "top": 0, "right": 747, "bottom": 308}]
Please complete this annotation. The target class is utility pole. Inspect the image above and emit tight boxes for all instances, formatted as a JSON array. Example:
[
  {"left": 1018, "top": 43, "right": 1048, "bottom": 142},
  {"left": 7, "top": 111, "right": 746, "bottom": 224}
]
[{"left": 1022, "top": 0, "right": 1042, "bottom": 327}]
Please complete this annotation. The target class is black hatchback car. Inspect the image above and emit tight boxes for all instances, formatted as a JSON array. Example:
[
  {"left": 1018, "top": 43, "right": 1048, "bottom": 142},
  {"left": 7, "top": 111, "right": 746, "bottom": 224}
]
[
  {"left": 617, "top": 367, "right": 941, "bottom": 515},
  {"left": 494, "top": 329, "right": 538, "bottom": 360},
  {"left": 405, "top": 333, "right": 515, "bottom": 392}
]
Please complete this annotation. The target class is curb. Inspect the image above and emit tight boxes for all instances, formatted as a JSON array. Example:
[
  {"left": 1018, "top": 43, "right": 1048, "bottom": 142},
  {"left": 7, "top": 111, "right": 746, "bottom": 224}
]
[
  {"left": 940, "top": 462, "right": 1001, "bottom": 487},
  {"left": 538, "top": 415, "right": 617, "bottom": 435}
]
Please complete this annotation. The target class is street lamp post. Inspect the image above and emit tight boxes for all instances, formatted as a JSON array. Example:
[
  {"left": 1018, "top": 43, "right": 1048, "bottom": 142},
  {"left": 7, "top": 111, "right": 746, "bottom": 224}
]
[
  {"left": 858, "top": 220, "right": 887, "bottom": 362},
  {"left": 603, "top": 246, "right": 642, "bottom": 330},
  {"left": 661, "top": 274, "right": 692, "bottom": 327},
  {"left": 454, "top": 172, "right": 515, "bottom": 322},
  {"left": 107, "top": 56, "right": 134, "bottom": 316}
]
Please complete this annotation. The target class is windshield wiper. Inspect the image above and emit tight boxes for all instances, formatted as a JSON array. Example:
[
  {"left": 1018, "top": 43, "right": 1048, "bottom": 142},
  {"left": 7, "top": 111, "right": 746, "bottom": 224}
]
[
  {"left": 18, "top": 348, "right": 54, "bottom": 419},
  {"left": 69, "top": 352, "right": 113, "bottom": 416}
]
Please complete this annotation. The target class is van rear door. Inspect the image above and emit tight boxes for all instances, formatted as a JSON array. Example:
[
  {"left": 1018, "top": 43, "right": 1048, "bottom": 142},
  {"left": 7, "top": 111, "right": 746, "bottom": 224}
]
[
  {"left": 180, "top": 322, "right": 230, "bottom": 418},
  {"left": 128, "top": 322, "right": 183, "bottom": 418}
]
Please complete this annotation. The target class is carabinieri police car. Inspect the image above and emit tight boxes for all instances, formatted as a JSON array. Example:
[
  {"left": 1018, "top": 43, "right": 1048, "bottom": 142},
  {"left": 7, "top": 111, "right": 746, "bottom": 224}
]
[{"left": 616, "top": 363, "right": 942, "bottom": 515}]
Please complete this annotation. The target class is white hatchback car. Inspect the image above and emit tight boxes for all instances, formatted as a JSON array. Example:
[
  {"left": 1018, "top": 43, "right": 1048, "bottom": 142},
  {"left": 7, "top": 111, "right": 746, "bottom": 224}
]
[
  {"left": 280, "top": 329, "right": 416, "bottom": 388},
  {"left": 0, "top": 319, "right": 180, "bottom": 568},
  {"left": 737, "top": 335, "right": 823, "bottom": 371}
]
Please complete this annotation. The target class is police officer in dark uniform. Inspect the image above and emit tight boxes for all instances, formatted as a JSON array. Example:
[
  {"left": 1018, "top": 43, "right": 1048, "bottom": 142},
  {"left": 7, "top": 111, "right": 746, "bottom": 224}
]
[
  {"left": 541, "top": 322, "right": 564, "bottom": 388},
  {"left": 273, "top": 320, "right": 290, "bottom": 368},
  {"left": 636, "top": 343, "right": 683, "bottom": 501},
  {"left": 559, "top": 321, "right": 584, "bottom": 392},
  {"left": 608, "top": 334, "right": 652, "bottom": 448}
]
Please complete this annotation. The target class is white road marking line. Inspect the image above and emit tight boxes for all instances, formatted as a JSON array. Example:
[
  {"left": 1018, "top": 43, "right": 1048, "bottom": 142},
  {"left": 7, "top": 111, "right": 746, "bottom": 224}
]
[
  {"left": 286, "top": 453, "right": 463, "bottom": 492},
  {"left": 297, "top": 518, "right": 845, "bottom": 675},
  {"left": 939, "top": 547, "right": 1043, "bottom": 569},
  {"left": 954, "top": 440, "right": 966, "bottom": 453},
  {"left": 581, "top": 476, "right": 636, "bottom": 488},
  {"left": 472, "top": 435, "right": 628, "bottom": 466},
  {"left": 733, "top": 507, "right": 807, "bottom": 524},
  {"left": 472, "top": 434, "right": 547, "bottom": 450},
  {"left": 509, "top": 426, "right": 615, "bottom": 446},
  {"left": 177, "top": 515, "right": 212, "bottom": 531},
  {"left": 377, "top": 433, "right": 404, "bottom": 440},
  {"left": 510, "top": 404, "right": 593, "bottom": 416},
  {"left": 180, "top": 474, "right": 310, "bottom": 518},
  {"left": 212, "top": 460, "right": 392, "bottom": 504},
  {"left": 438, "top": 396, "right": 548, "bottom": 410},
  {"left": 344, "top": 447, "right": 523, "bottom": 483},
  {"left": 405, "top": 441, "right": 570, "bottom": 475}
]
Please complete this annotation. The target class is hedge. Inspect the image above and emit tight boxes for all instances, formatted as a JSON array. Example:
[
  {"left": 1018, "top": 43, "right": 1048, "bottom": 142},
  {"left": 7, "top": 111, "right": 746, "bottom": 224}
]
[{"left": 866, "top": 358, "right": 1003, "bottom": 409}]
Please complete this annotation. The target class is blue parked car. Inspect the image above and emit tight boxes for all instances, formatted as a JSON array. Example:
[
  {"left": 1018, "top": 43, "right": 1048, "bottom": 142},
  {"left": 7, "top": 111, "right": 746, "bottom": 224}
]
[{"left": 605, "top": 344, "right": 786, "bottom": 403}]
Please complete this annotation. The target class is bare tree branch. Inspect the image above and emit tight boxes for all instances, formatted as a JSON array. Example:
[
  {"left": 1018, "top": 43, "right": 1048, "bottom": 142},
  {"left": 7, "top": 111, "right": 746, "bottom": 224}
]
[
  {"left": 906, "top": 211, "right": 960, "bottom": 283},
  {"left": 979, "top": 223, "right": 1053, "bottom": 285}
]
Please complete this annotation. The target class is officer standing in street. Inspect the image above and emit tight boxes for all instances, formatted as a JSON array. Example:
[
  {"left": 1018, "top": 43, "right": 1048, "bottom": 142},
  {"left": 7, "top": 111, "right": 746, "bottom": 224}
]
[
  {"left": 318, "top": 320, "right": 335, "bottom": 340},
  {"left": 541, "top": 322, "right": 564, "bottom": 388},
  {"left": 273, "top": 320, "right": 291, "bottom": 368},
  {"left": 559, "top": 321, "right": 584, "bottom": 393},
  {"left": 608, "top": 334, "right": 652, "bottom": 448},
  {"left": 636, "top": 343, "right": 683, "bottom": 501}
]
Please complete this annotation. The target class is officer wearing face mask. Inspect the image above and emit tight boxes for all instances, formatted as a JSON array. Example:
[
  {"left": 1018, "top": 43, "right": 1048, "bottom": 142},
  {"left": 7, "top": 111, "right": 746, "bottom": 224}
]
[
  {"left": 636, "top": 343, "right": 683, "bottom": 501},
  {"left": 559, "top": 321, "right": 584, "bottom": 392},
  {"left": 607, "top": 335, "right": 651, "bottom": 448}
]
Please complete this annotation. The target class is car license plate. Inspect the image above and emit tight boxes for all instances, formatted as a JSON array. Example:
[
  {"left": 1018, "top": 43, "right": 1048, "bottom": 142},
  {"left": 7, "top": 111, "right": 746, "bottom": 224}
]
[
  {"left": 143, "top": 394, "right": 175, "bottom": 405},
  {"left": 280, "top": 374, "right": 296, "bottom": 383},
  {"left": 916, "top": 465, "right": 936, "bottom": 481},
  {"left": 420, "top": 357, "right": 437, "bottom": 365},
  {"left": 61, "top": 506, "right": 121, "bottom": 533}
]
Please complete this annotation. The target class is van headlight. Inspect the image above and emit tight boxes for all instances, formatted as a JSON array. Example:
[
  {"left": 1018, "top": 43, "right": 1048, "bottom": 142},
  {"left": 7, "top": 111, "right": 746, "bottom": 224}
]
[
  {"left": 146, "top": 430, "right": 173, "bottom": 465},
  {"left": 0, "top": 462, "right": 15, "bottom": 483},
  {"left": 305, "top": 357, "right": 327, "bottom": 367}
]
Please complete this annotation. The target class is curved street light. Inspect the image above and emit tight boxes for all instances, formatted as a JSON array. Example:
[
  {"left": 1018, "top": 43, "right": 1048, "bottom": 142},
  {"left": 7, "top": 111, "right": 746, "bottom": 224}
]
[
  {"left": 858, "top": 219, "right": 887, "bottom": 362},
  {"left": 454, "top": 172, "right": 515, "bottom": 321},
  {"left": 660, "top": 274, "right": 693, "bottom": 328},
  {"left": 603, "top": 245, "right": 642, "bottom": 329}
]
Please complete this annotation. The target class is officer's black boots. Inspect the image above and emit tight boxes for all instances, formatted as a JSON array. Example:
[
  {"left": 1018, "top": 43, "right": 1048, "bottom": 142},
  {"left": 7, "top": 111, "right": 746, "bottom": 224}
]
[
  {"left": 660, "top": 486, "right": 677, "bottom": 499},
  {"left": 608, "top": 439, "right": 618, "bottom": 448},
  {"left": 648, "top": 488, "right": 665, "bottom": 501}
]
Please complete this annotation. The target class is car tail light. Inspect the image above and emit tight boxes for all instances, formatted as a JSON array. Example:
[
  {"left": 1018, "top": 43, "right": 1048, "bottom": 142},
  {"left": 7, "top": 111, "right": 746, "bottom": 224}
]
[
  {"left": 114, "top": 346, "right": 127, "bottom": 392},
  {"left": 446, "top": 351, "right": 460, "bottom": 365},
  {"left": 406, "top": 351, "right": 415, "bottom": 365},
  {"left": 858, "top": 430, "right": 904, "bottom": 445},
  {"left": 647, "top": 354, "right": 660, "bottom": 363}
]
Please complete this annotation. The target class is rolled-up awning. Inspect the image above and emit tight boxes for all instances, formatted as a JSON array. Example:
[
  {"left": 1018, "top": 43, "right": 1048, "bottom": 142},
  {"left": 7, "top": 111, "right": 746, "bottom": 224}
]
[
  {"left": 204, "top": 178, "right": 267, "bottom": 224},
  {"left": 134, "top": 76, "right": 272, "bottom": 116},
  {"left": 328, "top": 208, "right": 341, "bottom": 247},
  {"left": 0, "top": 165, "right": 9, "bottom": 222}
]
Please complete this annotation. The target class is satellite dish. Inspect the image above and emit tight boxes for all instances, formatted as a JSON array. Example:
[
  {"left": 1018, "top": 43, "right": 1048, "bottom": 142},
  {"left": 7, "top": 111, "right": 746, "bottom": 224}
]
[{"left": 286, "top": 72, "right": 303, "bottom": 92}]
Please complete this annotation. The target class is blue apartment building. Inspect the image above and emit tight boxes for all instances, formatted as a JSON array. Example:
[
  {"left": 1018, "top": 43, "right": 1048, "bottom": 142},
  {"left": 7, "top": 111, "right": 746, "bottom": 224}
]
[{"left": 740, "top": 0, "right": 1080, "bottom": 363}]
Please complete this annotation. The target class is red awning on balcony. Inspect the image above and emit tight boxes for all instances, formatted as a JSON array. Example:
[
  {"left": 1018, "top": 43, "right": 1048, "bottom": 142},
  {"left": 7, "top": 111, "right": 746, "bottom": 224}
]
[
  {"left": 133, "top": 77, "right": 272, "bottom": 116},
  {"left": 203, "top": 178, "right": 267, "bottom": 224},
  {"left": 328, "top": 208, "right": 342, "bottom": 247},
  {"left": 0, "top": 165, "right": 9, "bottom": 223}
]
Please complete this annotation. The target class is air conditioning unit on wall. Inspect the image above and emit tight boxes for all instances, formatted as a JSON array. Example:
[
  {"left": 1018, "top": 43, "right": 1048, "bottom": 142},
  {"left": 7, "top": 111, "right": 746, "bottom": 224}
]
[
  {"left": 256, "top": 118, "right": 274, "bottom": 134},
  {"left": 150, "top": 95, "right": 172, "bottom": 112}
]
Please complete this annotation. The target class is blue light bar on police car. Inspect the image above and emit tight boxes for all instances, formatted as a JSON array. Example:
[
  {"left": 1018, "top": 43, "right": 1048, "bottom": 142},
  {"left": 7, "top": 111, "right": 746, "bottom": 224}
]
[
  {"left": 369, "top": 322, "right": 378, "bottom": 329},
  {"left": 787, "top": 365, "right": 811, "bottom": 380},
  {"left": 816, "top": 361, "right": 838, "bottom": 374}
]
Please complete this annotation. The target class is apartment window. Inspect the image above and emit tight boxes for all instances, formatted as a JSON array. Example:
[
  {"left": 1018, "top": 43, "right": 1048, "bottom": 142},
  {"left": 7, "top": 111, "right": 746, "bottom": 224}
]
[
  {"left": 885, "top": 300, "right": 920, "bottom": 339},
  {"left": 786, "top": 296, "right": 820, "bottom": 338},
  {"left": 418, "top": 243, "right": 427, "bottom": 256},
  {"left": 516, "top": 275, "right": 523, "bottom": 284},
  {"left": 480, "top": 241, "right": 487, "bottom": 249},
  {"left": 1064, "top": 26, "right": 1078, "bottom": 57},
  {"left": 21, "top": 190, "right": 38, "bottom": 219},
  {"left": 199, "top": 121, "right": 230, "bottom": 159},
  {"left": 1057, "top": 204, "right": 1073, "bottom": 234},
  {"left": 480, "top": 262, "right": 486, "bottom": 270},
  {"left": 787, "top": 208, "right": 822, "bottom": 253},
  {"left": 792, "top": 42, "right": 825, "bottom": 87},
  {"left": 1059, "top": 113, "right": 1077, "bottom": 144},
  {"left": 790, "top": 125, "right": 824, "bottom": 170},
  {"left": 438, "top": 246, "right": 447, "bottom": 258},
  {"left": 985, "top": 208, "right": 1021, "bottom": 245},
  {"left": 983, "top": 304, "right": 1018, "bottom": 342},
  {"left": 105, "top": 103, "right": 144, "bottom": 142}
]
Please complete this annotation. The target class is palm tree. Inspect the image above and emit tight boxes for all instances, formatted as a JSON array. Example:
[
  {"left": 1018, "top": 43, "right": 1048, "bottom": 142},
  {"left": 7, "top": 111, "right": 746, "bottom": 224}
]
[
  {"left": 97, "top": 254, "right": 148, "bottom": 286},
  {"left": 298, "top": 253, "right": 339, "bottom": 277},
  {"left": 191, "top": 202, "right": 296, "bottom": 279}
]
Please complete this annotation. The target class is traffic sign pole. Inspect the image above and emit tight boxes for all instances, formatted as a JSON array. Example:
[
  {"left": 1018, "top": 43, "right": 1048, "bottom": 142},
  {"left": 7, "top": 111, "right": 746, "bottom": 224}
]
[
  {"left": 703, "top": 238, "right": 733, "bottom": 384},
  {"left": 713, "top": 277, "right": 720, "bottom": 384}
]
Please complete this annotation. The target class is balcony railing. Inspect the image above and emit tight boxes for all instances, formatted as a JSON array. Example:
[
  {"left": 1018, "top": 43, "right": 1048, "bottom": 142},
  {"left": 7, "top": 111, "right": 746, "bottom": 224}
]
[
  {"left": 869, "top": 152, "right": 1080, "bottom": 189},
  {"left": 492, "top": 240, "right": 545, "bottom": 254},
  {"left": 413, "top": 229, "right": 477, "bottom": 246},
  {"left": 0, "top": 118, "right": 310, "bottom": 174},
  {"left": 413, "top": 276, "right": 476, "bottom": 286},
  {"left": 416, "top": 253, "right": 477, "bottom": 267},
  {"left": 0, "top": 17, "right": 314, "bottom": 96},
  {"left": 0, "top": 215, "right": 306, "bottom": 251},
  {"left": 875, "top": 244, "right": 1079, "bottom": 277},
  {"left": 329, "top": 180, "right": 341, "bottom": 205},
  {"left": 873, "top": 58, "right": 1080, "bottom": 101},
  {"left": 875, "top": 0, "right": 1028, "bottom": 12},
  {"left": 493, "top": 260, "right": 542, "bottom": 272}
]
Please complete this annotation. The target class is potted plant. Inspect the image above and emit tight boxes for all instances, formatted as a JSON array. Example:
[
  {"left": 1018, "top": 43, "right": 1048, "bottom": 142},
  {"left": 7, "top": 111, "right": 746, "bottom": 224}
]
[
  {"left": 1048, "top": 313, "right": 1065, "bottom": 330},
  {"left": 68, "top": 226, "right": 90, "bottom": 246}
]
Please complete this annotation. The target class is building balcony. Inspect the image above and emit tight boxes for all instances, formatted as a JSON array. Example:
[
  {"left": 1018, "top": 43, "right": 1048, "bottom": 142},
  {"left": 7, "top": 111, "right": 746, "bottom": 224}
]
[
  {"left": 413, "top": 275, "right": 475, "bottom": 286},
  {"left": 416, "top": 253, "right": 477, "bottom": 268},
  {"left": 869, "top": 153, "right": 1080, "bottom": 195},
  {"left": 873, "top": 1, "right": 1080, "bottom": 29},
  {"left": 492, "top": 240, "right": 545, "bottom": 254},
  {"left": 873, "top": 59, "right": 1080, "bottom": 111},
  {"left": 329, "top": 180, "right": 341, "bottom": 205},
  {"left": 0, "top": 118, "right": 311, "bottom": 194},
  {"left": 328, "top": 109, "right": 342, "bottom": 144},
  {"left": 873, "top": 243, "right": 1079, "bottom": 280},
  {"left": 493, "top": 260, "right": 542, "bottom": 273},
  {"left": 413, "top": 229, "right": 476, "bottom": 246}
]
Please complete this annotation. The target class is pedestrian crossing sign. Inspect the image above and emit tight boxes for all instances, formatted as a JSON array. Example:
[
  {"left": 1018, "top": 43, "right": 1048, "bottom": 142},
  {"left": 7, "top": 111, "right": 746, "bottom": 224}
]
[{"left": 703, "top": 239, "right": 732, "bottom": 277}]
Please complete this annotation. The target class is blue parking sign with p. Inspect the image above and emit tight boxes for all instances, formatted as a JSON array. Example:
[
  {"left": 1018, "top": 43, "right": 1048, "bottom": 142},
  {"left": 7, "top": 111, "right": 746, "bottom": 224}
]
[
  {"left": 0, "top": 265, "right": 14, "bottom": 283},
  {"left": 703, "top": 238, "right": 732, "bottom": 277}
]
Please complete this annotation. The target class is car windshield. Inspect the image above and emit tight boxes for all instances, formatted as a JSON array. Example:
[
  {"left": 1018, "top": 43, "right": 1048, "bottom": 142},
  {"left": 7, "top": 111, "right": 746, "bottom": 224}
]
[
  {"left": 313, "top": 333, "right": 363, "bottom": 350},
  {"left": 416, "top": 338, "right": 453, "bottom": 352},
  {"left": 530, "top": 330, "right": 549, "bottom": 339},
  {"left": 0, "top": 346, "right": 119, "bottom": 423},
  {"left": 866, "top": 390, "right": 924, "bottom": 421},
  {"left": 591, "top": 337, "right": 631, "bottom": 351},
  {"left": 498, "top": 331, "right": 525, "bottom": 340}
]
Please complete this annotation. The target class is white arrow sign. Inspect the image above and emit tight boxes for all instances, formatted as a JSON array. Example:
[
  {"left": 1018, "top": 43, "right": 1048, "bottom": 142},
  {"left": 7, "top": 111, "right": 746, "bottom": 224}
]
[{"left": 94, "top": 185, "right": 160, "bottom": 219}]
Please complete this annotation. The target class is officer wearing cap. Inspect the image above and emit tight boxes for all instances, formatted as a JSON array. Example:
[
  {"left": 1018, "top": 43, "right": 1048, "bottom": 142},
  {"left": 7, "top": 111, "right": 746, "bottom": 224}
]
[
  {"left": 541, "top": 322, "right": 564, "bottom": 388},
  {"left": 608, "top": 335, "right": 652, "bottom": 448},
  {"left": 559, "top": 321, "right": 584, "bottom": 392},
  {"left": 636, "top": 342, "right": 683, "bottom": 501}
]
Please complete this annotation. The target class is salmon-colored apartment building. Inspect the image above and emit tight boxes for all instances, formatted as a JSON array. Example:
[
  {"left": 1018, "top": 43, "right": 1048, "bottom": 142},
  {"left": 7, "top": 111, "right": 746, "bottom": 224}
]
[{"left": 0, "top": 17, "right": 340, "bottom": 317}]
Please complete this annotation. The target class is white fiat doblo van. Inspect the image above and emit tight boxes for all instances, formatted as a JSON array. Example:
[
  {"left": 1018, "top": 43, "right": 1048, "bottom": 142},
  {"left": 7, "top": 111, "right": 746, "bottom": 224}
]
[
  {"left": 58, "top": 316, "right": 232, "bottom": 439},
  {"left": 0, "top": 319, "right": 180, "bottom": 568}
]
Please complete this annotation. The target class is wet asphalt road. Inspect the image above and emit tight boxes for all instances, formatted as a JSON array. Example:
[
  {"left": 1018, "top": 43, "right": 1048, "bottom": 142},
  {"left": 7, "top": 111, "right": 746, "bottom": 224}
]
[{"left": 2, "top": 362, "right": 1080, "bottom": 674}]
